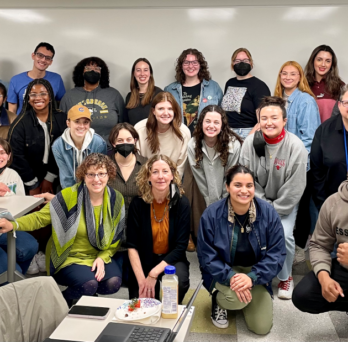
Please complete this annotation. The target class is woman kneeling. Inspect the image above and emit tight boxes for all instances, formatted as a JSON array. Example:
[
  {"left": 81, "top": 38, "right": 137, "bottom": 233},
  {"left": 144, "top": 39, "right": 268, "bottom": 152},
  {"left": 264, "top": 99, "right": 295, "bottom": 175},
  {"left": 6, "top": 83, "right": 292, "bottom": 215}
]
[
  {"left": 0, "top": 153, "right": 125, "bottom": 306},
  {"left": 127, "top": 155, "right": 190, "bottom": 303},
  {"left": 197, "top": 165, "right": 286, "bottom": 335}
]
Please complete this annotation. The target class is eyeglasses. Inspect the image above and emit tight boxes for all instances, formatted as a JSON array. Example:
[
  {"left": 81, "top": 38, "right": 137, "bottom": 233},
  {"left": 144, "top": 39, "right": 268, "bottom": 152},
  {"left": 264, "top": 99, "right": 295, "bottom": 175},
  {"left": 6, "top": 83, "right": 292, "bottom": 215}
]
[
  {"left": 280, "top": 72, "right": 300, "bottom": 77},
  {"left": 183, "top": 60, "right": 199, "bottom": 67},
  {"left": 340, "top": 101, "right": 348, "bottom": 108},
  {"left": 85, "top": 172, "right": 108, "bottom": 179},
  {"left": 35, "top": 52, "right": 53, "bottom": 62},
  {"left": 234, "top": 59, "right": 251, "bottom": 64},
  {"left": 29, "top": 92, "right": 49, "bottom": 99},
  {"left": 85, "top": 66, "right": 102, "bottom": 72},
  {"left": 0, "top": 151, "right": 8, "bottom": 156}
]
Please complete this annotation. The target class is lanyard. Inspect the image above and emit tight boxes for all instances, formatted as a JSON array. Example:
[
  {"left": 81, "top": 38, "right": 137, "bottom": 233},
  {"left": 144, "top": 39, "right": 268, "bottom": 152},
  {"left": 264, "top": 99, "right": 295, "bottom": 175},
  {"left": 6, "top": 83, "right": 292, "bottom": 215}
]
[{"left": 344, "top": 119, "right": 348, "bottom": 179}]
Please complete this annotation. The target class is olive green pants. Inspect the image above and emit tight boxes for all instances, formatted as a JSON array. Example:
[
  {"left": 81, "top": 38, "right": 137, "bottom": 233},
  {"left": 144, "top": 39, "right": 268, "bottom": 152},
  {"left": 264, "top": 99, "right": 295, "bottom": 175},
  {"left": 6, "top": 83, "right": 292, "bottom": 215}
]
[{"left": 215, "top": 266, "right": 273, "bottom": 335}]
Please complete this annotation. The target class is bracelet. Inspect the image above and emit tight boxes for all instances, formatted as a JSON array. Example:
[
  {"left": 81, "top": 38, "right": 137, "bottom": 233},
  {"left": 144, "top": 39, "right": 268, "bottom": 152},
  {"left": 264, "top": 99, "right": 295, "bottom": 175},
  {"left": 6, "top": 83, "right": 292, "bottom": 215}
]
[{"left": 148, "top": 274, "right": 157, "bottom": 280}]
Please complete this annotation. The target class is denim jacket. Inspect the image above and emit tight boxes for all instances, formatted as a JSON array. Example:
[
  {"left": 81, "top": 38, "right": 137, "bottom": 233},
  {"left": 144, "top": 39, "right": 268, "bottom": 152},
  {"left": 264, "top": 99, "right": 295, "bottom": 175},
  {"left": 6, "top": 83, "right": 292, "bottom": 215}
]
[
  {"left": 164, "top": 79, "right": 223, "bottom": 122},
  {"left": 285, "top": 88, "right": 321, "bottom": 171},
  {"left": 52, "top": 129, "right": 107, "bottom": 189}
]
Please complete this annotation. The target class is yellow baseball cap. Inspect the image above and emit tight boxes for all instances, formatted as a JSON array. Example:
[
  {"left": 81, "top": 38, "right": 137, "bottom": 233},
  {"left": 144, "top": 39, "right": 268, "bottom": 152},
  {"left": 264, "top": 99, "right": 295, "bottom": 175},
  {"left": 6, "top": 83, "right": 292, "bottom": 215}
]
[{"left": 68, "top": 105, "right": 91, "bottom": 121}]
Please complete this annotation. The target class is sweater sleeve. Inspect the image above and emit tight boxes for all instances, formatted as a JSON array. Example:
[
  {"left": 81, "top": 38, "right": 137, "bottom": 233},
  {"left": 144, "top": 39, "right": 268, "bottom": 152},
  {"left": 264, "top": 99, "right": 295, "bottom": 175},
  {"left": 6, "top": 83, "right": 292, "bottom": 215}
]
[
  {"left": 309, "top": 198, "right": 336, "bottom": 276},
  {"left": 176, "top": 128, "right": 190, "bottom": 179},
  {"left": 115, "top": 90, "right": 125, "bottom": 123}
]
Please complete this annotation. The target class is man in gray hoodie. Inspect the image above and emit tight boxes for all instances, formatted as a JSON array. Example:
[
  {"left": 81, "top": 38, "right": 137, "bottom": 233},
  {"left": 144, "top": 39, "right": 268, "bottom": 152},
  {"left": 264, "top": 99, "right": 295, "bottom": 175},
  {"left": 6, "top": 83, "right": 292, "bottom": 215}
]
[{"left": 292, "top": 180, "right": 348, "bottom": 313}]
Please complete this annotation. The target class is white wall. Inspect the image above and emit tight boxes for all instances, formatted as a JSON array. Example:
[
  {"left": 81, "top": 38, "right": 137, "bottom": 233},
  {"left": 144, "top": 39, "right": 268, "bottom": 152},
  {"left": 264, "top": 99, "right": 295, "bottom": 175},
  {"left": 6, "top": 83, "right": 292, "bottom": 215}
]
[{"left": 0, "top": 6, "right": 346, "bottom": 98}]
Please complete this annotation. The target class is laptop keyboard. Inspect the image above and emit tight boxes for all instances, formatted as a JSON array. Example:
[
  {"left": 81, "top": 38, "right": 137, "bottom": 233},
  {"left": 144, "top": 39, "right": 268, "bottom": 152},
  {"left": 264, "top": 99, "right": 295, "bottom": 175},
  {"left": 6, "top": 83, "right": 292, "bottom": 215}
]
[{"left": 127, "top": 326, "right": 167, "bottom": 342}]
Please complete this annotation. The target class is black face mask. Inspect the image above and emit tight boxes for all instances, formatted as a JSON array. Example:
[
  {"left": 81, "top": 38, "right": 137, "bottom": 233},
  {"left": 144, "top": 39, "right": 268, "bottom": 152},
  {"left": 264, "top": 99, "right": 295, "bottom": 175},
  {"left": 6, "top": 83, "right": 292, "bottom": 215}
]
[
  {"left": 114, "top": 143, "right": 134, "bottom": 158},
  {"left": 83, "top": 71, "right": 101, "bottom": 85},
  {"left": 234, "top": 62, "right": 252, "bottom": 77}
]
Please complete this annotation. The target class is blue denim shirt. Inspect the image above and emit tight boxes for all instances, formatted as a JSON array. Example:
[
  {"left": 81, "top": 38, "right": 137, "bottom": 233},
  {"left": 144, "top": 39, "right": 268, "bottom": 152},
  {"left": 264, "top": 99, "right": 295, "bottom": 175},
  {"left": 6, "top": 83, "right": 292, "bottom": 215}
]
[
  {"left": 164, "top": 79, "right": 223, "bottom": 122},
  {"left": 52, "top": 133, "right": 107, "bottom": 189},
  {"left": 285, "top": 88, "right": 321, "bottom": 171}
]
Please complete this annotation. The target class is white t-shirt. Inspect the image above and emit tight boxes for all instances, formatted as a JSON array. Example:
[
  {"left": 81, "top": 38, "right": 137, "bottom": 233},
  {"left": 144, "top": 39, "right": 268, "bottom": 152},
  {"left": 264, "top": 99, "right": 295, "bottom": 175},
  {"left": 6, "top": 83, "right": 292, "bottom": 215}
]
[{"left": 0, "top": 167, "right": 25, "bottom": 196}]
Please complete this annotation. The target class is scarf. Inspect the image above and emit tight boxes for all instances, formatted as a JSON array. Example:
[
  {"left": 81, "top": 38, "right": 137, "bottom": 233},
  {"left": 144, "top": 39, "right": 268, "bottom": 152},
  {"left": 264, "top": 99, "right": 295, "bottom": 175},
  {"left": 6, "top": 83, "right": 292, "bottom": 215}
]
[
  {"left": 263, "top": 128, "right": 286, "bottom": 145},
  {"left": 49, "top": 182, "right": 125, "bottom": 275},
  {"left": 228, "top": 198, "right": 256, "bottom": 225}
]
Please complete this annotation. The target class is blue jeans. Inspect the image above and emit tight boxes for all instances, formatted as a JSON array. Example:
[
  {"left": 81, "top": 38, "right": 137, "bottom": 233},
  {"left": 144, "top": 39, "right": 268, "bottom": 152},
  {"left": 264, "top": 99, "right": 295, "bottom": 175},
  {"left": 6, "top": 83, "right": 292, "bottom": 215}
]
[
  {"left": 232, "top": 127, "right": 253, "bottom": 140},
  {"left": 0, "top": 231, "right": 38, "bottom": 275}
]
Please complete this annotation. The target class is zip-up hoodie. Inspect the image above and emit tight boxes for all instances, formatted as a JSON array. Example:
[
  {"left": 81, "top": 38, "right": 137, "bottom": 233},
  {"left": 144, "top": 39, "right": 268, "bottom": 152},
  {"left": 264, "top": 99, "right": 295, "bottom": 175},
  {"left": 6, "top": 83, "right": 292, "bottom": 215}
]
[
  {"left": 52, "top": 128, "right": 107, "bottom": 189},
  {"left": 310, "top": 180, "right": 348, "bottom": 276}
]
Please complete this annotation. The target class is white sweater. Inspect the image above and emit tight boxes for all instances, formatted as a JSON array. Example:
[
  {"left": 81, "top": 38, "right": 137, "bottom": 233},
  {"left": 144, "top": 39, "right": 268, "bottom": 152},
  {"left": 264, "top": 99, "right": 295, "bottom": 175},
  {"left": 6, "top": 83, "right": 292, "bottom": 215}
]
[
  {"left": 0, "top": 168, "right": 25, "bottom": 196},
  {"left": 135, "top": 119, "right": 191, "bottom": 178}
]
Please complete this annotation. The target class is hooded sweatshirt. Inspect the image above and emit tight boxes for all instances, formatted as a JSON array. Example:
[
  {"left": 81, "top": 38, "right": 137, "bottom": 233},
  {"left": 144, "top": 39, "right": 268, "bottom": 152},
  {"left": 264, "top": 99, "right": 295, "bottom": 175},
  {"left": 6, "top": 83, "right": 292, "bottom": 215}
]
[
  {"left": 310, "top": 180, "right": 348, "bottom": 276},
  {"left": 239, "top": 130, "right": 308, "bottom": 216},
  {"left": 59, "top": 86, "right": 125, "bottom": 142}
]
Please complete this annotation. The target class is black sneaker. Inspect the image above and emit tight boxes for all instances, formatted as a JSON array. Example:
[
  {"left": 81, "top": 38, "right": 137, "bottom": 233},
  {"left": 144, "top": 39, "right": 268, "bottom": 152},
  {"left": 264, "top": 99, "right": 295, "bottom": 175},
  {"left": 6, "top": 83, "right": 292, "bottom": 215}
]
[{"left": 211, "top": 291, "right": 229, "bottom": 329}]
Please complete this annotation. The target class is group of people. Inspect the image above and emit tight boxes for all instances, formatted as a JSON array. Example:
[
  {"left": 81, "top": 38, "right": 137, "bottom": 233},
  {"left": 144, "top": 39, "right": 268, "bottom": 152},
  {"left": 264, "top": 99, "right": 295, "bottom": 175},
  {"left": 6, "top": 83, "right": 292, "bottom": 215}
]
[{"left": 0, "top": 41, "right": 347, "bottom": 336}]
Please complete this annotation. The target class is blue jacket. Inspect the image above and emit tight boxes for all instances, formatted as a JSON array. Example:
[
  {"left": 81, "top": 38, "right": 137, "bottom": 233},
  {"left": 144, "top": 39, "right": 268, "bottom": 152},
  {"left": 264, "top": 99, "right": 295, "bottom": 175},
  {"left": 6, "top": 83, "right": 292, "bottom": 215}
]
[
  {"left": 52, "top": 130, "right": 107, "bottom": 189},
  {"left": 197, "top": 197, "right": 286, "bottom": 296},
  {"left": 285, "top": 88, "right": 321, "bottom": 170},
  {"left": 164, "top": 79, "right": 223, "bottom": 122}
]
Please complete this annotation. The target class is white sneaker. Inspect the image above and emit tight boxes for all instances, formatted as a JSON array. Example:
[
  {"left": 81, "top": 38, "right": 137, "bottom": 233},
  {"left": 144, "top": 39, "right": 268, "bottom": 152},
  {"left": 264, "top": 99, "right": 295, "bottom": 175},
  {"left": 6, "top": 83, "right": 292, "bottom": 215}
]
[
  {"left": 36, "top": 251, "right": 46, "bottom": 272},
  {"left": 293, "top": 245, "right": 305, "bottom": 266},
  {"left": 278, "top": 276, "right": 294, "bottom": 300},
  {"left": 26, "top": 257, "right": 39, "bottom": 275}
]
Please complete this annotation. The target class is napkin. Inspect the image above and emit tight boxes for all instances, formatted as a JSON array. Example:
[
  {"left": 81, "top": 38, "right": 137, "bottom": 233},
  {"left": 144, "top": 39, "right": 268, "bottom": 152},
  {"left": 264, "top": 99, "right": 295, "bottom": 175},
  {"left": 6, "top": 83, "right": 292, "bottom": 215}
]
[{"left": 112, "top": 306, "right": 161, "bottom": 325}]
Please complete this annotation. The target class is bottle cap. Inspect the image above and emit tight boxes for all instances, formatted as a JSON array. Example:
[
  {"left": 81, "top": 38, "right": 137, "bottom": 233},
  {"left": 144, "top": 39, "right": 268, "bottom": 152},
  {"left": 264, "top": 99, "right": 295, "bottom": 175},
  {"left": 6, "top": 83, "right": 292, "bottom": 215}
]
[{"left": 164, "top": 265, "right": 176, "bottom": 275}]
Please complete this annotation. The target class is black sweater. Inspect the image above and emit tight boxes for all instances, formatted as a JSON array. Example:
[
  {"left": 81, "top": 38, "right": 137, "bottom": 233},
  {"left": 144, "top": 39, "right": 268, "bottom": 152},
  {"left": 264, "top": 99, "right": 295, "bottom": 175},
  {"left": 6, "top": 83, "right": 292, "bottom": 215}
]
[
  {"left": 126, "top": 195, "right": 190, "bottom": 268},
  {"left": 311, "top": 114, "right": 348, "bottom": 209}
]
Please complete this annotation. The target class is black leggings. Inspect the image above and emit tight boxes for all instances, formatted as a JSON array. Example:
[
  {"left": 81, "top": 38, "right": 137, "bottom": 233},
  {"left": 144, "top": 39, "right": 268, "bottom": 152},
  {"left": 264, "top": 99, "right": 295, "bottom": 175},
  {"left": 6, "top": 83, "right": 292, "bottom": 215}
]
[{"left": 292, "top": 259, "right": 348, "bottom": 313}]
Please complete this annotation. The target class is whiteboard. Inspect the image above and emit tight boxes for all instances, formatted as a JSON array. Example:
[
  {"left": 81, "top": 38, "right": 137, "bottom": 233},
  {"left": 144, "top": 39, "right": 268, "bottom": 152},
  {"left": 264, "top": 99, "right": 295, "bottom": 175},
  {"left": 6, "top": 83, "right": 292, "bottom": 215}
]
[{"left": 0, "top": 6, "right": 346, "bottom": 98}]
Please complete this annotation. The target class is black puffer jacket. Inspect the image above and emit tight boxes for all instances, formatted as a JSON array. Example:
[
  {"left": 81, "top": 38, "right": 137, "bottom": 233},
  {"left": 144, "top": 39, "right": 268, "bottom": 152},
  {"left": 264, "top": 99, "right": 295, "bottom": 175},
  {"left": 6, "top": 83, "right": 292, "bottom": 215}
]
[{"left": 8, "top": 108, "right": 67, "bottom": 190}]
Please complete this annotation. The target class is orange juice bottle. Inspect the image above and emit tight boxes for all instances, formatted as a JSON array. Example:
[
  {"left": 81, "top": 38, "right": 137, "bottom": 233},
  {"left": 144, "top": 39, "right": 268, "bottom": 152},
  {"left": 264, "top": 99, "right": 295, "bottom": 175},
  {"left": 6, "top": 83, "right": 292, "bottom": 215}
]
[{"left": 161, "top": 266, "right": 178, "bottom": 319}]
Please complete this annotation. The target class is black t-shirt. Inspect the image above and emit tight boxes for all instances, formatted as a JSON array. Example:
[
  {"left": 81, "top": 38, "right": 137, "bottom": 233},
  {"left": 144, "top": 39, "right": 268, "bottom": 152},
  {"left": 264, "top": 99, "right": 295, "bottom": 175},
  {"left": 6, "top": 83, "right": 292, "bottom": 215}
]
[
  {"left": 124, "top": 86, "right": 162, "bottom": 126},
  {"left": 221, "top": 76, "right": 270, "bottom": 129},
  {"left": 182, "top": 83, "right": 201, "bottom": 135},
  {"left": 233, "top": 212, "right": 256, "bottom": 267}
]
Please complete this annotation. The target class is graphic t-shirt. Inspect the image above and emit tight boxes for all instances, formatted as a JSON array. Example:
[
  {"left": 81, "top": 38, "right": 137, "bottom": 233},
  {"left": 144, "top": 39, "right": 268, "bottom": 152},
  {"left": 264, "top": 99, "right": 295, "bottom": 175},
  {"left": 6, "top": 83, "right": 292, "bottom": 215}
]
[
  {"left": 222, "top": 77, "right": 270, "bottom": 129},
  {"left": 0, "top": 168, "right": 25, "bottom": 196},
  {"left": 182, "top": 83, "right": 201, "bottom": 135},
  {"left": 7, "top": 71, "right": 66, "bottom": 114}
]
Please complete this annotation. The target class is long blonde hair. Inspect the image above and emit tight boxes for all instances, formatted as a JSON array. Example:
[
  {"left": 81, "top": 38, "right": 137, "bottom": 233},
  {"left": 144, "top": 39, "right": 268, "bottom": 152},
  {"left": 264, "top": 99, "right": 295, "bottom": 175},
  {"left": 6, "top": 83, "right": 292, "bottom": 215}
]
[
  {"left": 136, "top": 154, "right": 184, "bottom": 204},
  {"left": 274, "top": 61, "right": 316, "bottom": 99}
]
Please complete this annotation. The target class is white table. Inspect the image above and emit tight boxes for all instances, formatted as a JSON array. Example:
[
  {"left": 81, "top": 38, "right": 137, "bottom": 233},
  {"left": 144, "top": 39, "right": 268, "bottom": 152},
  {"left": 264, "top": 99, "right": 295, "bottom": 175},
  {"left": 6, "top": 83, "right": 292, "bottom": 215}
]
[
  {"left": 50, "top": 296, "right": 195, "bottom": 342},
  {"left": 0, "top": 195, "right": 44, "bottom": 284}
]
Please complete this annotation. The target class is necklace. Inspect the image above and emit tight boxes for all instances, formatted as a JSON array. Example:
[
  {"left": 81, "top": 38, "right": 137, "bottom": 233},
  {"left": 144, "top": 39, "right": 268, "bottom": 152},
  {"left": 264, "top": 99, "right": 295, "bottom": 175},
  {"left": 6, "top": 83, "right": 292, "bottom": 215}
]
[
  {"left": 234, "top": 214, "right": 249, "bottom": 233},
  {"left": 117, "top": 155, "right": 135, "bottom": 168},
  {"left": 266, "top": 144, "right": 281, "bottom": 159},
  {"left": 152, "top": 201, "right": 168, "bottom": 223}
]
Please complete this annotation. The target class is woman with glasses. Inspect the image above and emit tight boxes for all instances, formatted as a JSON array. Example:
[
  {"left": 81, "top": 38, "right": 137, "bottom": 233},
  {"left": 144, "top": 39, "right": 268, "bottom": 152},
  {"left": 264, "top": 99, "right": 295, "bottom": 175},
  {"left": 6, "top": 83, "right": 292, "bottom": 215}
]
[
  {"left": 126, "top": 155, "right": 190, "bottom": 303},
  {"left": 124, "top": 58, "right": 162, "bottom": 126},
  {"left": 60, "top": 57, "right": 125, "bottom": 144},
  {"left": 221, "top": 48, "right": 270, "bottom": 139},
  {"left": 164, "top": 48, "right": 223, "bottom": 135},
  {"left": 0, "top": 153, "right": 125, "bottom": 307},
  {"left": 305, "top": 45, "right": 345, "bottom": 123},
  {"left": 8, "top": 78, "right": 66, "bottom": 196},
  {"left": 274, "top": 62, "right": 320, "bottom": 252},
  {"left": 52, "top": 104, "right": 107, "bottom": 189}
]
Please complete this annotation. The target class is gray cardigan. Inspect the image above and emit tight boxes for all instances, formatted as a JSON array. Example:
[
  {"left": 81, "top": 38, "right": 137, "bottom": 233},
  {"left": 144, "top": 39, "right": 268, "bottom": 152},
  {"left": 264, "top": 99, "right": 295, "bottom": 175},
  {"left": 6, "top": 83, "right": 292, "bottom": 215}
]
[{"left": 187, "top": 136, "right": 241, "bottom": 207}]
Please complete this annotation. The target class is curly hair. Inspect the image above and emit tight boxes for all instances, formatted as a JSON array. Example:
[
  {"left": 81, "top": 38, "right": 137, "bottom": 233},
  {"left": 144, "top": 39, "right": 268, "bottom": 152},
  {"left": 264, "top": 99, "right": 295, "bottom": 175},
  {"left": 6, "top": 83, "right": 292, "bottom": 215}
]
[
  {"left": 75, "top": 153, "right": 116, "bottom": 183},
  {"left": 175, "top": 48, "right": 211, "bottom": 84},
  {"left": 136, "top": 154, "right": 184, "bottom": 204},
  {"left": 8, "top": 78, "right": 59, "bottom": 141},
  {"left": 274, "top": 61, "right": 316, "bottom": 100},
  {"left": 72, "top": 57, "right": 110, "bottom": 88},
  {"left": 305, "top": 45, "right": 343, "bottom": 100},
  {"left": 108, "top": 122, "right": 139, "bottom": 154},
  {"left": 192, "top": 105, "right": 243, "bottom": 168},
  {"left": 146, "top": 92, "right": 183, "bottom": 153}
]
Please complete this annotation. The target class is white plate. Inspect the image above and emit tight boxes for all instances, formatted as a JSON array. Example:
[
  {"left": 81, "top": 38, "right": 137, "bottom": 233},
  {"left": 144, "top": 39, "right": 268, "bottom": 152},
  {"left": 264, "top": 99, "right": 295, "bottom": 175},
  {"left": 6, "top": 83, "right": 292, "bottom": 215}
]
[{"left": 115, "top": 298, "right": 162, "bottom": 321}]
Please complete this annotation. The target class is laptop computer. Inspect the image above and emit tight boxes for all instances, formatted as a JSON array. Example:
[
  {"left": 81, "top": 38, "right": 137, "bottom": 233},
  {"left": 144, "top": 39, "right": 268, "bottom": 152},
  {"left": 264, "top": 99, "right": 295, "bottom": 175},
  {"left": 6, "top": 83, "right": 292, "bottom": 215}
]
[{"left": 95, "top": 279, "right": 203, "bottom": 342}]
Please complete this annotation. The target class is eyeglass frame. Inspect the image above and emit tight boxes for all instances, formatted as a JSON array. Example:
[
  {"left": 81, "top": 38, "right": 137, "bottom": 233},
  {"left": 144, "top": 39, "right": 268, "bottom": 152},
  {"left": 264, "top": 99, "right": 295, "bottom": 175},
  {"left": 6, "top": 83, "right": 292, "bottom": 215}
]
[
  {"left": 85, "top": 172, "right": 108, "bottom": 179},
  {"left": 280, "top": 72, "right": 300, "bottom": 77},
  {"left": 84, "top": 66, "right": 102, "bottom": 72},
  {"left": 233, "top": 59, "right": 251, "bottom": 64},
  {"left": 182, "top": 60, "right": 200, "bottom": 67},
  {"left": 339, "top": 100, "right": 348, "bottom": 108},
  {"left": 28, "top": 92, "right": 49, "bottom": 99},
  {"left": 35, "top": 52, "right": 54, "bottom": 62}
]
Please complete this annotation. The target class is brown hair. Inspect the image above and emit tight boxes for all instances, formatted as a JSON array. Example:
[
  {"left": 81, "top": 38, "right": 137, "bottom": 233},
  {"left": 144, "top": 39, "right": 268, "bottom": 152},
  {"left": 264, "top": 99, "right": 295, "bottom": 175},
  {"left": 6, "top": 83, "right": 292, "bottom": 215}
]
[
  {"left": 75, "top": 153, "right": 116, "bottom": 182},
  {"left": 305, "top": 45, "right": 343, "bottom": 100},
  {"left": 146, "top": 92, "right": 183, "bottom": 154},
  {"left": 175, "top": 48, "right": 211, "bottom": 84},
  {"left": 258, "top": 96, "right": 287, "bottom": 119},
  {"left": 126, "top": 58, "right": 156, "bottom": 109},
  {"left": 136, "top": 154, "right": 184, "bottom": 204},
  {"left": 274, "top": 61, "right": 316, "bottom": 99},
  {"left": 192, "top": 105, "right": 243, "bottom": 168},
  {"left": 231, "top": 48, "right": 254, "bottom": 70},
  {"left": 108, "top": 122, "right": 139, "bottom": 154},
  {"left": 0, "top": 138, "right": 13, "bottom": 167}
]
